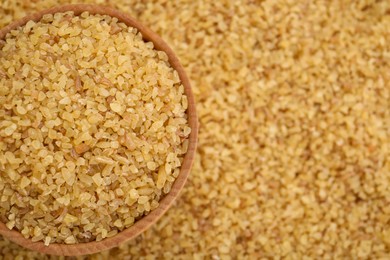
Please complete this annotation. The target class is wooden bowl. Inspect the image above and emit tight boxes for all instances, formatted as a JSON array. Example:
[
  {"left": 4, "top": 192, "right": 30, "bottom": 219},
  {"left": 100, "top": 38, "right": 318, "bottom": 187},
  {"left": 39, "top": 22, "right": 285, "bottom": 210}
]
[{"left": 0, "top": 4, "right": 198, "bottom": 256}]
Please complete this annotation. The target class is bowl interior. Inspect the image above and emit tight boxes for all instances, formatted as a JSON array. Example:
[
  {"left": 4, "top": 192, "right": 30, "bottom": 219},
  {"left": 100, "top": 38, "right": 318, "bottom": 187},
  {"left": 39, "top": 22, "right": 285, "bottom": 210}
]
[{"left": 0, "top": 4, "right": 198, "bottom": 256}]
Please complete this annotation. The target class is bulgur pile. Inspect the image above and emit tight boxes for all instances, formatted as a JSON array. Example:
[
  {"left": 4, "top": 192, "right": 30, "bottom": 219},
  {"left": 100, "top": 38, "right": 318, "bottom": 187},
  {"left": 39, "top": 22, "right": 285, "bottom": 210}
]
[
  {"left": 1, "top": 0, "right": 390, "bottom": 259},
  {"left": 0, "top": 11, "right": 190, "bottom": 245}
]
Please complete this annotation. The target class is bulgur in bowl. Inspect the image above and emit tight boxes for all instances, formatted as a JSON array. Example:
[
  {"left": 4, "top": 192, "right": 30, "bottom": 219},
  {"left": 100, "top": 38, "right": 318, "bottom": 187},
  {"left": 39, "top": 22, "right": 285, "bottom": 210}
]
[{"left": 0, "top": 4, "right": 198, "bottom": 256}]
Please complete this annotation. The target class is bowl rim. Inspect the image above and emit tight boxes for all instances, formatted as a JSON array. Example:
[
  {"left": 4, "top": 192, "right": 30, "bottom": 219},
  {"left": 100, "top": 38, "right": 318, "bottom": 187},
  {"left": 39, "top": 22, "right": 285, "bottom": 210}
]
[{"left": 0, "top": 4, "right": 198, "bottom": 256}]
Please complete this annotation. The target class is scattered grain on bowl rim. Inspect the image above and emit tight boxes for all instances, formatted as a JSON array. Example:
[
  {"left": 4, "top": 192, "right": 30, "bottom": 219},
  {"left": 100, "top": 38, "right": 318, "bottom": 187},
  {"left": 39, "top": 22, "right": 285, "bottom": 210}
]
[
  {"left": 1, "top": 0, "right": 390, "bottom": 259},
  {"left": 0, "top": 11, "right": 190, "bottom": 245}
]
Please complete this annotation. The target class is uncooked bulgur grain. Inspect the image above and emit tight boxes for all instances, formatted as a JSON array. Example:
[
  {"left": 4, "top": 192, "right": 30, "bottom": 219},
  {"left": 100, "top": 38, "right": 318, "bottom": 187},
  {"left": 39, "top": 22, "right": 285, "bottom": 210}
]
[
  {"left": 1, "top": 0, "right": 390, "bottom": 259},
  {"left": 0, "top": 11, "right": 190, "bottom": 245}
]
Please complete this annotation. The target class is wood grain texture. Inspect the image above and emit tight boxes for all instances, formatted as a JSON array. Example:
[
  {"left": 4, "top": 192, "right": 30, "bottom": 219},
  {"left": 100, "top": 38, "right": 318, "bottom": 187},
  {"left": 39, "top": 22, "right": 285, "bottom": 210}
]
[{"left": 0, "top": 4, "right": 198, "bottom": 256}]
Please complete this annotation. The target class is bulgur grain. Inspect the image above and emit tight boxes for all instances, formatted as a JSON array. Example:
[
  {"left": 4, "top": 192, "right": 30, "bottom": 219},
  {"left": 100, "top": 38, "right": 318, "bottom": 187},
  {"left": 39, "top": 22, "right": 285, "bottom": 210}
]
[
  {"left": 2, "top": 0, "right": 390, "bottom": 259},
  {"left": 0, "top": 11, "right": 190, "bottom": 245}
]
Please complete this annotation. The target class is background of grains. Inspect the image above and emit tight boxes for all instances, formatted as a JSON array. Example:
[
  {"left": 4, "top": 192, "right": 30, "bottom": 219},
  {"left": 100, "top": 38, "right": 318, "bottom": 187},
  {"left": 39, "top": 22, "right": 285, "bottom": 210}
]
[{"left": 1, "top": 0, "right": 390, "bottom": 259}]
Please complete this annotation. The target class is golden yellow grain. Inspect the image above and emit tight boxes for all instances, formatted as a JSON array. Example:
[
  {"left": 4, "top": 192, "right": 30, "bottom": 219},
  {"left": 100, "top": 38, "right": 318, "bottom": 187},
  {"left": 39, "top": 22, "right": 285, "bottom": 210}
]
[
  {"left": 0, "top": 11, "right": 189, "bottom": 245},
  {"left": 2, "top": 0, "right": 390, "bottom": 259}
]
